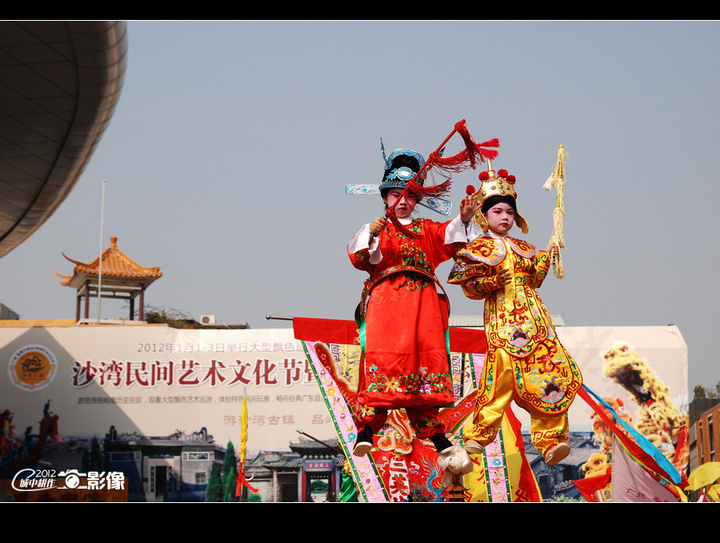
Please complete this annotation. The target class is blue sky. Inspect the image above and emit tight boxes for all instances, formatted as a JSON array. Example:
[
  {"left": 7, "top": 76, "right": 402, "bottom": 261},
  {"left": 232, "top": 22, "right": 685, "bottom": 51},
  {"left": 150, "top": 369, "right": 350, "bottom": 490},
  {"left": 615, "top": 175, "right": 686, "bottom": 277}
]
[{"left": 2, "top": 20, "right": 718, "bottom": 390}]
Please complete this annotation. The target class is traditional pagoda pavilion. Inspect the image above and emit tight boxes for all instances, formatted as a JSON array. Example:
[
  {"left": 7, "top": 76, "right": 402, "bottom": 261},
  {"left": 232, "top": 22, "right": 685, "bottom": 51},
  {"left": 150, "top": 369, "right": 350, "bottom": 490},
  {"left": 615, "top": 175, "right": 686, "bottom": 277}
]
[{"left": 55, "top": 236, "right": 162, "bottom": 322}]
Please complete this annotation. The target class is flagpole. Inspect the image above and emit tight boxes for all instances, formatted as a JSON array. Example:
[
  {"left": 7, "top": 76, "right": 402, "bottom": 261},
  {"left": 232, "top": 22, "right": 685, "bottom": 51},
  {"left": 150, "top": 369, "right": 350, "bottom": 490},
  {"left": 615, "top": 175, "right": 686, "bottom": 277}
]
[{"left": 97, "top": 179, "right": 106, "bottom": 323}]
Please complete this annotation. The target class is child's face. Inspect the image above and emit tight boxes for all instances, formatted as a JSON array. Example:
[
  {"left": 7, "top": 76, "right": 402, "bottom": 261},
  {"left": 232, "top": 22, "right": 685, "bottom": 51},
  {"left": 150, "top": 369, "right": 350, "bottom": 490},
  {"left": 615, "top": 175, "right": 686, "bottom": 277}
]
[
  {"left": 384, "top": 188, "right": 417, "bottom": 218},
  {"left": 485, "top": 201, "right": 515, "bottom": 235}
]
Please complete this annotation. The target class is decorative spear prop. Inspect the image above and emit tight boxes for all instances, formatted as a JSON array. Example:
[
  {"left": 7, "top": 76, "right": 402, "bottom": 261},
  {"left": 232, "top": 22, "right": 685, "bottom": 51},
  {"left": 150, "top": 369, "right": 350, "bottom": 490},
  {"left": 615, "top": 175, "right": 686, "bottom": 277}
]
[
  {"left": 386, "top": 119, "right": 499, "bottom": 237},
  {"left": 543, "top": 144, "right": 568, "bottom": 279},
  {"left": 345, "top": 120, "right": 499, "bottom": 229},
  {"left": 399, "top": 119, "right": 499, "bottom": 208}
]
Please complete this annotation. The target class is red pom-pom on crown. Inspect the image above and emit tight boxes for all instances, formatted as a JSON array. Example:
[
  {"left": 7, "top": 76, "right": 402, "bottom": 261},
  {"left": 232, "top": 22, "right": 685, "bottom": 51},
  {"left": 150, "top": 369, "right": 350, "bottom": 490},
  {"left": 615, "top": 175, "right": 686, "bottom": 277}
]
[
  {"left": 478, "top": 171, "right": 490, "bottom": 181},
  {"left": 466, "top": 184, "right": 475, "bottom": 195},
  {"left": 495, "top": 169, "right": 516, "bottom": 184}
]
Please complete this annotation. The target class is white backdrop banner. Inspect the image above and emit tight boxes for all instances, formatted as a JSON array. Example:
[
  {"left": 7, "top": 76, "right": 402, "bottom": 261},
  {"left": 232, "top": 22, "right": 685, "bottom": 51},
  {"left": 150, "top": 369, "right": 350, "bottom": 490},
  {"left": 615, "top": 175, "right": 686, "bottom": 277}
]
[
  {"left": 1, "top": 324, "right": 688, "bottom": 454},
  {"left": 2, "top": 325, "right": 326, "bottom": 453}
]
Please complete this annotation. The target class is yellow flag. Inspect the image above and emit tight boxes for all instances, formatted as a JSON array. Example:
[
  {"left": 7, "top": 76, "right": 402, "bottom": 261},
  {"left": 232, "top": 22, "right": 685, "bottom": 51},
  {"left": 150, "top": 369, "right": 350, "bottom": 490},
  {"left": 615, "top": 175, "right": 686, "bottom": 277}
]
[{"left": 239, "top": 394, "right": 248, "bottom": 463}]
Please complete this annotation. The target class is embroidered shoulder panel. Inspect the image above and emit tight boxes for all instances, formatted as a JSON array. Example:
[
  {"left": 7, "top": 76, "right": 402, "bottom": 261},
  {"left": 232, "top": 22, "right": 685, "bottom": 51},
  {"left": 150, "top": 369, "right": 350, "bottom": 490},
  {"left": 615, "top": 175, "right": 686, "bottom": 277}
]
[
  {"left": 457, "top": 236, "right": 536, "bottom": 267},
  {"left": 456, "top": 236, "right": 506, "bottom": 266}
]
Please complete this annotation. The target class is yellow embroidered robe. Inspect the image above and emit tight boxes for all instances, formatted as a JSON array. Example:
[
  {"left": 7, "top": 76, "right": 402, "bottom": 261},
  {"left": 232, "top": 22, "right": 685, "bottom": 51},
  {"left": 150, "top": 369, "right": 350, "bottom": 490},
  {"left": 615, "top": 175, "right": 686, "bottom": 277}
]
[{"left": 448, "top": 235, "right": 582, "bottom": 415}]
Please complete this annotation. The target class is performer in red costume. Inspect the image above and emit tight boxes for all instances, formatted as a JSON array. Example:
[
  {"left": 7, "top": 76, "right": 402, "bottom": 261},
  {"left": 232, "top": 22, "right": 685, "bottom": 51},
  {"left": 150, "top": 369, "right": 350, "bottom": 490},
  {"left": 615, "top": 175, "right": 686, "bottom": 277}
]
[
  {"left": 348, "top": 148, "right": 479, "bottom": 473},
  {"left": 448, "top": 164, "right": 583, "bottom": 466}
]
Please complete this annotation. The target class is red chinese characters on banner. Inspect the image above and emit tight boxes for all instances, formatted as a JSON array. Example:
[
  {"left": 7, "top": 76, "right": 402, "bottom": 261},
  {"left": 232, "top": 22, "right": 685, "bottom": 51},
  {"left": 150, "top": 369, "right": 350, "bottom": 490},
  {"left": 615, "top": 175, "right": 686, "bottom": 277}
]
[{"left": 71, "top": 358, "right": 313, "bottom": 389}]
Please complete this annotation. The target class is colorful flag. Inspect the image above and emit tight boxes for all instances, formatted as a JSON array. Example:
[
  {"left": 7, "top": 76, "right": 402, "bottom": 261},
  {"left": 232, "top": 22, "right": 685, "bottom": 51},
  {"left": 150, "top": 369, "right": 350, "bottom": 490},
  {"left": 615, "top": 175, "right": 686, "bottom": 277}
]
[
  {"left": 578, "top": 385, "right": 683, "bottom": 486},
  {"left": 462, "top": 401, "right": 542, "bottom": 502},
  {"left": 611, "top": 437, "right": 678, "bottom": 502}
]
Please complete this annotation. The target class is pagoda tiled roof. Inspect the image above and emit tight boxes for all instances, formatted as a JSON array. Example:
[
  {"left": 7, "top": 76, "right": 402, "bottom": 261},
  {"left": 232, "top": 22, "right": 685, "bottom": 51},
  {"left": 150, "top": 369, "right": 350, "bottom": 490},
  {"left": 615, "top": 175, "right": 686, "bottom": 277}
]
[
  {"left": 55, "top": 236, "right": 162, "bottom": 289},
  {"left": 289, "top": 437, "right": 342, "bottom": 456},
  {"left": 245, "top": 448, "right": 344, "bottom": 472}
]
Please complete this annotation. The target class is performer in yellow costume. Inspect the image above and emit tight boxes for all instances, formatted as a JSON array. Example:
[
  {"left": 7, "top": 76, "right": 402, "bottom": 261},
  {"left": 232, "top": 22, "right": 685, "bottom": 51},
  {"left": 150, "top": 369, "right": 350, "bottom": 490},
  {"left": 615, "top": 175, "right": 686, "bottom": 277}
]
[{"left": 447, "top": 165, "right": 583, "bottom": 466}]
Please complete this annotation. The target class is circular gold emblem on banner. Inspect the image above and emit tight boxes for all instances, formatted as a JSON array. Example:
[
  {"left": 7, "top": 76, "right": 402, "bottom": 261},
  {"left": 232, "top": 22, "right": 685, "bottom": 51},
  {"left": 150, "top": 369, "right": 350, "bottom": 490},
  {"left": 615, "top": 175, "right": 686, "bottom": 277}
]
[{"left": 8, "top": 345, "right": 58, "bottom": 391}]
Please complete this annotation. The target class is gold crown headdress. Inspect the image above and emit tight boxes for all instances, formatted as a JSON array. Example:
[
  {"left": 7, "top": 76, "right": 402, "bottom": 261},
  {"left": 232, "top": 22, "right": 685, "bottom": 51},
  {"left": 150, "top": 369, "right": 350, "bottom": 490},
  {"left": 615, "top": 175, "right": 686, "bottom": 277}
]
[{"left": 472, "top": 161, "right": 529, "bottom": 234}]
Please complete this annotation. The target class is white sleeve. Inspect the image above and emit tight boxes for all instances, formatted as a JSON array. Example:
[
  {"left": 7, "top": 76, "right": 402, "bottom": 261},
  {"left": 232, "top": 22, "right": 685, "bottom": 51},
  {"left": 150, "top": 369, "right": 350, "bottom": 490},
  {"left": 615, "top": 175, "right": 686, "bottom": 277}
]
[
  {"left": 348, "top": 223, "right": 383, "bottom": 264},
  {"left": 465, "top": 220, "right": 483, "bottom": 243},
  {"left": 445, "top": 215, "right": 482, "bottom": 244}
]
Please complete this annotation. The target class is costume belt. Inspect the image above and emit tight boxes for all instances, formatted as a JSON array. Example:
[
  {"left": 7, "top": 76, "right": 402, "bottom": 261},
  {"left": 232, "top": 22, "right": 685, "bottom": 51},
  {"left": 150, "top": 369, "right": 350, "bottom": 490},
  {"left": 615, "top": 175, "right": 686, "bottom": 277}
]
[{"left": 355, "top": 265, "right": 449, "bottom": 325}]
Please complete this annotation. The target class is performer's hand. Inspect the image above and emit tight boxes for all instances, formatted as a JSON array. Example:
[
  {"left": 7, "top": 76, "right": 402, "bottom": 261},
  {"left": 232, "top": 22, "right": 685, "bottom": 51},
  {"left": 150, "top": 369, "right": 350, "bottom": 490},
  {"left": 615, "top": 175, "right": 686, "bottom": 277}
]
[
  {"left": 545, "top": 243, "right": 559, "bottom": 257},
  {"left": 460, "top": 193, "right": 480, "bottom": 224},
  {"left": 369, "top": 216, "right": 387, "bottom": 237},
  {"left": 496, "top": 268, "right": 512, "bottom": 287}
]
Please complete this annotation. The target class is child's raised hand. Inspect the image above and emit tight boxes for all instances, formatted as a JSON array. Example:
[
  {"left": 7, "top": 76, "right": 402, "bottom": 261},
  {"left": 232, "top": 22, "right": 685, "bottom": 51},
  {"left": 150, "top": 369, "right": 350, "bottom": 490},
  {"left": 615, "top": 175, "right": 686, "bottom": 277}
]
[{"left": 460, "top": 186, "right": 480, "bottom": 224}]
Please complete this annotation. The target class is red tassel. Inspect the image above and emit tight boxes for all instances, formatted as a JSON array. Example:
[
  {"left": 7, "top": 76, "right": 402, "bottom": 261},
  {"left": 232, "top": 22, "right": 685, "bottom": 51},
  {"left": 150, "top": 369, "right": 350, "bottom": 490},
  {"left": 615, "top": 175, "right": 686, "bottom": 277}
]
[
  {"left": 384, "top": 121, "right": 500, "bottom": 237},
  {"left": 235, "top": 466, "right": 259, "bottom": 497},
  {"left": 408, "top": 178, "right": 452, "bottom": 199}
]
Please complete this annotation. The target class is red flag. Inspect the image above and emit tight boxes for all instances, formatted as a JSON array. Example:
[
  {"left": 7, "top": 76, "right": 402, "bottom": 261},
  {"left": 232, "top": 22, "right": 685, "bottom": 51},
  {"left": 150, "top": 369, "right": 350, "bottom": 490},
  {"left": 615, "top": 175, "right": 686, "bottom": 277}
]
[
  {"left": 573, "top": 469, "right": 612, "bottom": 502},
  {"left": 293, "top": 317, "right": 486, "bottom": 353}
]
